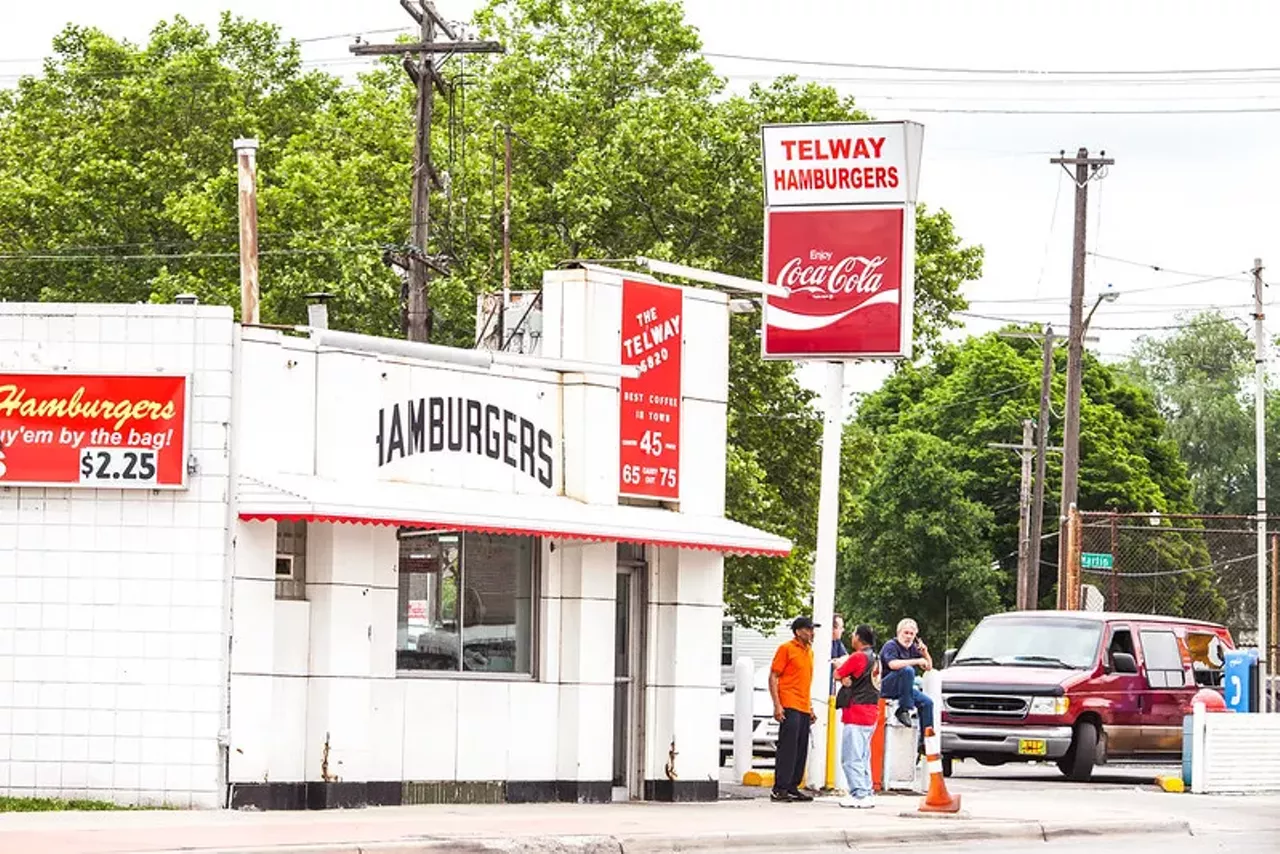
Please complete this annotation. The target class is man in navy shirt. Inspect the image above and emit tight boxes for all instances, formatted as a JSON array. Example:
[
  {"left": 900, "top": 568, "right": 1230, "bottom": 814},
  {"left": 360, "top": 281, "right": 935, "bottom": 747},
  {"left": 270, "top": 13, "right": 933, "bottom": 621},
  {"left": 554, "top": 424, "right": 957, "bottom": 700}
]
[
  {"left": 879, "top": 617, "right": 934, "bottom": 730},
  {"left": 829, "top": 613, "right": 849, "bottom": 692}
]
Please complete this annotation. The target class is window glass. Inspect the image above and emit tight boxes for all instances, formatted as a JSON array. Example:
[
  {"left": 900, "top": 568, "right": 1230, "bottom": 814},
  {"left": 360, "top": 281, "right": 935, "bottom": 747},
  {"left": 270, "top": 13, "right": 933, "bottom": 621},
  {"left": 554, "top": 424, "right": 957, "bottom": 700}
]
[
  {"left": 1140, "top": 630, "right": 1186, "bottom": 688},
  {"left": 951, "top": 618, "right": 1102, "bottom": 669},
  {"left": 461, "top": 533, "right": 534, "bottom": 673},
  {"left": 396, "top": 530, "right": 535, "bottom": 675},
  {"left": 275, "top": 520, "right": 307, "bottom": 601},
  {"left": 721, "top": 622, "right": 734, "bottom": 667}
]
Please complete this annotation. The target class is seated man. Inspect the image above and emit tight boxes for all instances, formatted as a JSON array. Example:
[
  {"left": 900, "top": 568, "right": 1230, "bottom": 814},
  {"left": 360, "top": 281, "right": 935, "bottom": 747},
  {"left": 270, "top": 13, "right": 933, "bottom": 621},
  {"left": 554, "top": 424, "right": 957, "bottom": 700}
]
[{"left": 879, "top": 618, "right": 934, "bottom": 732}]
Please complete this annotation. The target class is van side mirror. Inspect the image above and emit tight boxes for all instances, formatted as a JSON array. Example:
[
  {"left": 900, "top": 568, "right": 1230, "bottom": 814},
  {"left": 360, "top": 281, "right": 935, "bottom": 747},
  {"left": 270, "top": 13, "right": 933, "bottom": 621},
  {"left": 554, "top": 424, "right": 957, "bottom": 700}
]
[
  {"left": 943, "top": 648, "right": 958, "bottom": 669},
  {"left": 1112, "top": 652, "right": 1138, "bottom": 674}
]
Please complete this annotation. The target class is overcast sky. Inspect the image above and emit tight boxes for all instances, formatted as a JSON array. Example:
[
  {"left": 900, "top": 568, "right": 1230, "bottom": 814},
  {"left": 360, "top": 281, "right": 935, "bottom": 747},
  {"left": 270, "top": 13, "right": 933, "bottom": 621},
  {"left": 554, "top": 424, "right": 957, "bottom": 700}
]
[{"left": 5, "top": 0, "right": 1278, "bottom": 401}]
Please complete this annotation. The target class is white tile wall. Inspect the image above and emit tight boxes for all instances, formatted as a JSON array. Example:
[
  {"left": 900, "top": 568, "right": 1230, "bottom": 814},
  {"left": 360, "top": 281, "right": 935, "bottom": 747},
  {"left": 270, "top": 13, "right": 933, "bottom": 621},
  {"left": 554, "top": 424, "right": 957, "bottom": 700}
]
[
  {"left": 401, "top": 678, "right": 458, "bottom": 780},
  {"left": 0, "top": 304, "right": 235, "bottom": 808}
]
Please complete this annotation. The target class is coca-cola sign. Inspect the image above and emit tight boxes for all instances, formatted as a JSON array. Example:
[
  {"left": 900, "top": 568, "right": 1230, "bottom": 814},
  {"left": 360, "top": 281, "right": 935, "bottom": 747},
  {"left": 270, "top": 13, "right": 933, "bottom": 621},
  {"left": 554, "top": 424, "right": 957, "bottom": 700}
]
[
  {"left": 776, "top": 254, "right": 888, "bottom": 297},
  {"left": 763, "top": 207, "right": 910, "bottom": 358}
]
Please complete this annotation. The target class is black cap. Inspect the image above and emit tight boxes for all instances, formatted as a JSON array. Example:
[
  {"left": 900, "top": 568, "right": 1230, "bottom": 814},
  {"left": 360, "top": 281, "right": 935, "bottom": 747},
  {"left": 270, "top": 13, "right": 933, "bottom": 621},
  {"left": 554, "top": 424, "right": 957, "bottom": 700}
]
[{"left": 791, "top": 616, "right": 818, "bottom": 632}]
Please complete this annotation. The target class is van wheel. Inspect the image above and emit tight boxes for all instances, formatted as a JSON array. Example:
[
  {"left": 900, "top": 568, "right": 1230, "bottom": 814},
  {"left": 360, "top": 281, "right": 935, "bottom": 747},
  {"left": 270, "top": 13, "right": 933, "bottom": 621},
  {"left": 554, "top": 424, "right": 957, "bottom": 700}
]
[
  {"left": 1057, "top": 721, "right": 1098, "bottom": 782},
  {"left": 942, "top": 756, "right": 954, "bottom": 778}
]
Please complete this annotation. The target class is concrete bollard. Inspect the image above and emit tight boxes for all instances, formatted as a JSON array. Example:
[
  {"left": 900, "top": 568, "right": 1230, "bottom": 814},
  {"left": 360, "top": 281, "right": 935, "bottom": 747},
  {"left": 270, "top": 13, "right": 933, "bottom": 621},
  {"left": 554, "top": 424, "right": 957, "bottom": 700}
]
[{"left": 733, "top": 656, "right": 754, "bottom": 781}]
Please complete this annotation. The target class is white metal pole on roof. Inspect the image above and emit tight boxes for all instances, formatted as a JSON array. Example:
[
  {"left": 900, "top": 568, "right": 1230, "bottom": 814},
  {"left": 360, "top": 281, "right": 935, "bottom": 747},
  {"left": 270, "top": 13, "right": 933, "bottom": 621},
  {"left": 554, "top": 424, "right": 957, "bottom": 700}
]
[
  {"left": 636, "top": 257, "right": 789, "bottom": 298},
  {"left": 298, "top": 327, "right": 639, "bottom": 378},
  {"left": 806, "top": 360, "right": 844, "bottom": 789}
]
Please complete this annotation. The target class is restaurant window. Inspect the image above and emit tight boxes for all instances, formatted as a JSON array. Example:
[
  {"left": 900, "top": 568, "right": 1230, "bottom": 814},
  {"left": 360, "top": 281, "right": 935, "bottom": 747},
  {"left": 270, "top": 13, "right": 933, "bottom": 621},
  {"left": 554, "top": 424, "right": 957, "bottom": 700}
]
[
  {"left": 275, "top": 520, "right": 307, "bottom": 600},
  {"left": 721, "top": 622, "right": 734, "bottom": 667},
  {"left": 396, "top": 530, "right": 536, "bottom": 675}
]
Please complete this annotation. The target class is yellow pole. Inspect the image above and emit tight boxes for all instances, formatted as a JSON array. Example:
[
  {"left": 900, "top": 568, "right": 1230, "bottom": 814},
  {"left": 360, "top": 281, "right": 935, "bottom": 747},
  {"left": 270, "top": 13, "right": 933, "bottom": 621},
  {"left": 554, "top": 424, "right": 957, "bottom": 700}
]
[{"left": 825, "top": 695, "right": 838, "bottom": 790}]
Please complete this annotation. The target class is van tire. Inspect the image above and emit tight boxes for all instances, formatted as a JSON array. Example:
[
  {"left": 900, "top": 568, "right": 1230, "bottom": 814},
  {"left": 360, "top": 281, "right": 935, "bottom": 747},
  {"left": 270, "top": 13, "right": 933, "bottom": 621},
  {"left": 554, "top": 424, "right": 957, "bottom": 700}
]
[
  {"left": 942, "top": 756, "right": 954, "bottom": 778},
  {"left": 1058, "top": 721, "right": 1098, "bottom": 782}
]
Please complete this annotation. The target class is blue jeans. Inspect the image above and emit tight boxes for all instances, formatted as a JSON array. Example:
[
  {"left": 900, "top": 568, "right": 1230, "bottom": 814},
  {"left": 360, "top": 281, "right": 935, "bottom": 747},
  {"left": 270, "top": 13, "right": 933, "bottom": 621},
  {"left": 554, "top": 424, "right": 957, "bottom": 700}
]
[
  {"left": 841, "top": 722, "right": 875, "bottom": 799},
  {"left": 880, "top": 666, "right": 934, "bottom": 730}
]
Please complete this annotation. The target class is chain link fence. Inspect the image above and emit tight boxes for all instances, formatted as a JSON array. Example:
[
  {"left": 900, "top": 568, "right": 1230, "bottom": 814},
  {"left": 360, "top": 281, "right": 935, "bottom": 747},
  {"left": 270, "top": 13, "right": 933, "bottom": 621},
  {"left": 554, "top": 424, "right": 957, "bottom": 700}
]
[{"left": 1076, "top": 512, "right": 1279, "bottom": 648}]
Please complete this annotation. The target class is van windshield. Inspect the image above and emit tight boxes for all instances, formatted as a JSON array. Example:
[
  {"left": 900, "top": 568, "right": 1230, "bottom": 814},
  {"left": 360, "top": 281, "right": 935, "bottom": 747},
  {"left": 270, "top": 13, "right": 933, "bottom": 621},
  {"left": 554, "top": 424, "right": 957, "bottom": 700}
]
[{"left": 952, "top": 618, "right": 1102, "bottom": 670}]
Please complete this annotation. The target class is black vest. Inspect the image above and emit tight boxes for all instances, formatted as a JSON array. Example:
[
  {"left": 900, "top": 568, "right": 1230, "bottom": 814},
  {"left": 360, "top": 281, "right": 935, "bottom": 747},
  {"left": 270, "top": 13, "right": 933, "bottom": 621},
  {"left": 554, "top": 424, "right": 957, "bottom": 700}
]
[{"left": 847, "top": 648, "right": 879, "bottom": 706}]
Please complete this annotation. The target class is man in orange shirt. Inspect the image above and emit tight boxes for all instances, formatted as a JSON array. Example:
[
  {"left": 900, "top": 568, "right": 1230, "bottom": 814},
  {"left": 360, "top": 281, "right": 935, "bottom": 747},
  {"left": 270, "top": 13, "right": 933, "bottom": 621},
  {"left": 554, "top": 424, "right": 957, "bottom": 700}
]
[{"left": 768, "top": 616, "right": 818, "bottom": 802}]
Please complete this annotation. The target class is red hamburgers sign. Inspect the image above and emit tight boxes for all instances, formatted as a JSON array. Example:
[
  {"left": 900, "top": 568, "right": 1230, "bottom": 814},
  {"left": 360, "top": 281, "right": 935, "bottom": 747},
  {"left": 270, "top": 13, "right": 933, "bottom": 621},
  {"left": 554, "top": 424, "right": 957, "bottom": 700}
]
[
  {"left": 760, "top": 120, "right": 923, "bottom": 360},
  {"left": 0, "top": 373, "right": 189, "bottom": 489}
]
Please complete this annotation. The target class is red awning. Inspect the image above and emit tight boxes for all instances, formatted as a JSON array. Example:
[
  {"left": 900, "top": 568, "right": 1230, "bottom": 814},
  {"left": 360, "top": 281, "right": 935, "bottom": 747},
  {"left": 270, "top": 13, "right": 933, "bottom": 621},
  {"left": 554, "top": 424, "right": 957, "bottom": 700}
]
[{"left": 238, "top": 474, "right": 791, "bottom": 557}]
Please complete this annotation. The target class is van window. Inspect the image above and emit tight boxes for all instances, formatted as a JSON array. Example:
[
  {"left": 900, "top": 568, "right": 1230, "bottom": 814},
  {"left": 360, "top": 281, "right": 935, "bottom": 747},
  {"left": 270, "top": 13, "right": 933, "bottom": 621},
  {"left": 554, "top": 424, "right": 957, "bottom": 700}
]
[
  {"left": 1186, "top": 631, "right": 1226, "bottom": 687},
  {"left": 951, "top": 617, "right": 1102, "bottom": 669},
  {"left": 1108, "top": 628, "right": 1135, "bottom": 660},
  {"left": 1140, "top": 630, "right": 1187, "bottom": 689}
]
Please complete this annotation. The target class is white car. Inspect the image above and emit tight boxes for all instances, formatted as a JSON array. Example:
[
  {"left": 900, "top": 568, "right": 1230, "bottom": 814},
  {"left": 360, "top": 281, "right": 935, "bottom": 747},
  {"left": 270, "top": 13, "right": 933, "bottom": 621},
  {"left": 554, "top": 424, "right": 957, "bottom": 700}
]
[{"left": 719, "top": 667, "right": 779, "bottom": 766}]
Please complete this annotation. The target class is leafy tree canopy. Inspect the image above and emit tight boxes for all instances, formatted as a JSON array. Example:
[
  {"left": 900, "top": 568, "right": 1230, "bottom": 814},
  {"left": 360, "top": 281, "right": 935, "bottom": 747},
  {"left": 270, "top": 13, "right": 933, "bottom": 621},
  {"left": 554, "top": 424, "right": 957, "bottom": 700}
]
[
  {"left": 0, "top": 0, "right": 986, "bottom": 628},
  {"left": 843, "top": 330, "right": 1204, "bottom": 639}
]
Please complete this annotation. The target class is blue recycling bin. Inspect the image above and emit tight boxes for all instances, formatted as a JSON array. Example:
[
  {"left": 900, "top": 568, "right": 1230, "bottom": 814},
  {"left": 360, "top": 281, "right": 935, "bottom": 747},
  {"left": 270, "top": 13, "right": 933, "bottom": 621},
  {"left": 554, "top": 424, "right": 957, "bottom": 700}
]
[{"left": 1224, "top": 648, "right": 1260, "bottom": 713}]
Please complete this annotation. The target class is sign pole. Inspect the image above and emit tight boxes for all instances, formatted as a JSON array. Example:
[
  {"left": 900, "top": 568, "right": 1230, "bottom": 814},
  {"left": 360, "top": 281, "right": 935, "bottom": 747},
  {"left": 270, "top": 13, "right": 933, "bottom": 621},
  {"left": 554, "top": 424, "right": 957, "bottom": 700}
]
[
  {"left": 1254, "top": 257, "right": 1268, "bottom": 711},
  {"left": 807, "top": 359, "right": 845, "bottom": 789}
]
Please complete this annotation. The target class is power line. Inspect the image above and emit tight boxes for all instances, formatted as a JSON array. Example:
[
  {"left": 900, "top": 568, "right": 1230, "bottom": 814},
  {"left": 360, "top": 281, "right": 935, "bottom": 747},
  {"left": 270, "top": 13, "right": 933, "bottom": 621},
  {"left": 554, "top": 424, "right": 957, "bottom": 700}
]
[
  {"left": 0, "top": 246, "right": 387, "bottom": 262},
  {"left": 956, "top": 310, "right": 1251, "bottom": 332},
  {"left": 295, "top": 26, "right": 414, "bottom": 44},
  {"left": 1086, "top": 253, "right": 1252, "bottom": 281},
  {"left": 966, "top": 269, "right": 1252, "bottom": 306},
  {"left": 859, "top": 105, "right": 1280, "bottom": 116},
  {"left": 704, "top": 51, "right": 1280, "bottom": 78}
]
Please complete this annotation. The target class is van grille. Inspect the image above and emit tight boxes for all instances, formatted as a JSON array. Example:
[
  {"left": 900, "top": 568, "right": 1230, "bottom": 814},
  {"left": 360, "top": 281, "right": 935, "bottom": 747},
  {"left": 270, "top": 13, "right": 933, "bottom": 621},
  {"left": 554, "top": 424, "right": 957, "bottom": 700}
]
[{"left": 944, "top": 694, "right": 1029, "bottom": 719}]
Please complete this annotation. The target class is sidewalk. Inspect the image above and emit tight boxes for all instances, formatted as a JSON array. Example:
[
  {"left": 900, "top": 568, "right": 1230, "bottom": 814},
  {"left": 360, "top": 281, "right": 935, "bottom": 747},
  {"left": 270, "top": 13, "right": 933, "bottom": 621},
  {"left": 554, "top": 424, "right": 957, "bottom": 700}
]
[{"left": 3, "top": 781, "right": 1279, "bottom": 854}]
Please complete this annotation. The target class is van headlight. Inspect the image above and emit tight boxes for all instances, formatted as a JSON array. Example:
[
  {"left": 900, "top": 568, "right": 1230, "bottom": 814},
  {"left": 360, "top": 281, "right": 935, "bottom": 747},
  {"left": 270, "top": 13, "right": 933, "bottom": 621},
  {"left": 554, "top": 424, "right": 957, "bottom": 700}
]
[{"left": 1029, "top": 696, "right": 1069, "bottom": 716}]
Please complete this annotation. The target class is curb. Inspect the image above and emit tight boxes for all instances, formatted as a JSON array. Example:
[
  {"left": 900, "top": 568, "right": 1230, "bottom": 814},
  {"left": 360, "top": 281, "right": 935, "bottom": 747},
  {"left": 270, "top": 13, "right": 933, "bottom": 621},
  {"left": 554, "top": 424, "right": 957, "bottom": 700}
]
[{"left": 121, "top": 816, "right": 1195, "bottom": 854}]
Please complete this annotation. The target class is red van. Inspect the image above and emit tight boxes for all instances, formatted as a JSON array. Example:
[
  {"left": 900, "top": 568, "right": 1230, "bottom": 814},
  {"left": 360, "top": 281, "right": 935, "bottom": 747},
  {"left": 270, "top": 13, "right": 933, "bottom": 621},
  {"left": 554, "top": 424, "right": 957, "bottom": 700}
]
[{"left": 939, "top": 610, "right": 1233, "bottom": 781}]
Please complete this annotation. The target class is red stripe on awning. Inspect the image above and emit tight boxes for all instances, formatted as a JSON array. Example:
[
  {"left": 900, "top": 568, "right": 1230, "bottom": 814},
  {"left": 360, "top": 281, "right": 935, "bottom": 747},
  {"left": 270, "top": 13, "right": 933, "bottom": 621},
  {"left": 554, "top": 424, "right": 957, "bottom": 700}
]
[{"left": 238, "top": 511, "right": 791, "bottom": 558}]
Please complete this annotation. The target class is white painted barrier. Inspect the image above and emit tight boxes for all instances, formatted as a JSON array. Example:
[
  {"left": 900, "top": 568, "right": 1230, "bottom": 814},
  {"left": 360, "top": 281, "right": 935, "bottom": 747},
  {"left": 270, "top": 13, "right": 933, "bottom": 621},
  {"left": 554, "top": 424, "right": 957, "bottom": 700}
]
[
  {"left": 1191, "top": 705, "right": 1280, "bottom": 793},
  {"left": 733, "top": 656, "right": 755, "bottom": 780}
]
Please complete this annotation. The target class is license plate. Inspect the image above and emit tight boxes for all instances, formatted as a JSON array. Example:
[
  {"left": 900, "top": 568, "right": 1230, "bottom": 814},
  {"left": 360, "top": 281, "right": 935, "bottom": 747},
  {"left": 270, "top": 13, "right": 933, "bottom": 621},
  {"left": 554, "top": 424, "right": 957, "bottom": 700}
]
[{"left": 1018, "top": 739, "right": 1048, "bottom": 756}]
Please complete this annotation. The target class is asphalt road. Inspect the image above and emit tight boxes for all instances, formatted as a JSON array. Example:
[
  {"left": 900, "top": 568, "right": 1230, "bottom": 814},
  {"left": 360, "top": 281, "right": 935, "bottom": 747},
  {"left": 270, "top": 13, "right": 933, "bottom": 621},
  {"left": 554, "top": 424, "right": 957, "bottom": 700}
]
[{"left": 947, "top": 758, "right": 1174, "bottom": 790}]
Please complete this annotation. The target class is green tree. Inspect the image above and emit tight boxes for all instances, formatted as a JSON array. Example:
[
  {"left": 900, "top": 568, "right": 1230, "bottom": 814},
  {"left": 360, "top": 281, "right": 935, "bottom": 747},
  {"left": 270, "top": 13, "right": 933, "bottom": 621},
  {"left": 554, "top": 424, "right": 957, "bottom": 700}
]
[
  {"left": 0, "top": 1, "right": 986, "bottom": 628},
  {"left": 846, "top": 330, "right": 1212, "bottom": 630},
  {"left": 1121, "top": 312, "right": 1255, "bottom": 516},
  {"left": 837, "top": 430, "right": 1002, "bottom": 644},
  {"left": 0, "top": 15, "right": 410, "bottom": 332}
]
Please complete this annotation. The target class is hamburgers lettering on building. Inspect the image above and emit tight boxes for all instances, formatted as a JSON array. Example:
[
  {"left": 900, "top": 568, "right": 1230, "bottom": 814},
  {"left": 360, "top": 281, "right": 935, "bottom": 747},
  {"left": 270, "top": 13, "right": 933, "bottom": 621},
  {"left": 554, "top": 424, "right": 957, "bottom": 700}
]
[{"left": 376, "top": 395, "right": 554, "bottom": 488}]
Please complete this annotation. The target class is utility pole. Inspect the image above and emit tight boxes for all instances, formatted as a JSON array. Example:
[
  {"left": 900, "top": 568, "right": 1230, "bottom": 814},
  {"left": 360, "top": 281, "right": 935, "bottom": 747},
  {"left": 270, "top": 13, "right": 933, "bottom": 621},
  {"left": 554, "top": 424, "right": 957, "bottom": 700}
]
[
  {"left": 500, "top": 126, "right": 513, "bottom": 345},
  {"left": 1254, "top": 257, "right": 1268, "bottom": 711},
  {"left": 351, "top": 3, "right": 503, "bottom": 342},
  {"left": 1050, "top": 148, "right": 1113, "bottom": 608},
  {"left": 1028, "top": 325, "right": 1055, "bottom": 608},
  {"left": 233, "top": 138, "right": 261, "bottom": 325},
  {"left": 996, "top": 326, "right": 1063, "bottom": 609},
  {"left": 989, "top": 420, "right": 1035, "bottom": 609}
]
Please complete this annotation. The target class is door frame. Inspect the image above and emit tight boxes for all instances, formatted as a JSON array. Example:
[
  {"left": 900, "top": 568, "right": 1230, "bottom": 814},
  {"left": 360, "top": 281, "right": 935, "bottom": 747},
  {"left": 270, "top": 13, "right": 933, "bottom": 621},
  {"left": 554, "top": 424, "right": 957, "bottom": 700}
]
[{"left": 614, "top": 549, "right": 648, "bottom": 800}]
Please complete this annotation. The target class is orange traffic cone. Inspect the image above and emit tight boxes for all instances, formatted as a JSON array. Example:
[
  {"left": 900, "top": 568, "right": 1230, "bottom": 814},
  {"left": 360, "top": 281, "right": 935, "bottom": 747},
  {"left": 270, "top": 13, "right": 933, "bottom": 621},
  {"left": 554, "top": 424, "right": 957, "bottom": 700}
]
[{"left": 918, "top": 727, "right": 961, "bottom": 814}]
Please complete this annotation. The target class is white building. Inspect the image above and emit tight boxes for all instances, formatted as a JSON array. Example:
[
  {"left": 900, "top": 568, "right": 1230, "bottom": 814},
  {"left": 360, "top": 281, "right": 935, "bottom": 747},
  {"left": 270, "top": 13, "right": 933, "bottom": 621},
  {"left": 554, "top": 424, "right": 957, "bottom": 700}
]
[{"left": 0, "top": 266, "right": 789, "bottom": 809}]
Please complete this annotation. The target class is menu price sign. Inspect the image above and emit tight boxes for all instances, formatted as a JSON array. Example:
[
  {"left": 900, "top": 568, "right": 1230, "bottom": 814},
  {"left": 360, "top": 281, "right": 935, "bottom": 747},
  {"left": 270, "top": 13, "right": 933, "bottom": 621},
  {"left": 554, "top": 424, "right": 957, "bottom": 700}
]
[
  {"left": 0, "top": 373, "right": 189, "bottom": 489},
  {"left": 619, "top": 279, "right": 683, "bottom": 501}
]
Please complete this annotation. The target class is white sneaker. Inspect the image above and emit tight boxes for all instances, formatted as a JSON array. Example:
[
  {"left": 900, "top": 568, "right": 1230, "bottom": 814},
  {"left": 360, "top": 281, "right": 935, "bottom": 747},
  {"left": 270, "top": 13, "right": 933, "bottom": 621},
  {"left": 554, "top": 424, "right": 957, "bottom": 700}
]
[{"left": 839, "top": 794, "right": 875, "bottom": 808}]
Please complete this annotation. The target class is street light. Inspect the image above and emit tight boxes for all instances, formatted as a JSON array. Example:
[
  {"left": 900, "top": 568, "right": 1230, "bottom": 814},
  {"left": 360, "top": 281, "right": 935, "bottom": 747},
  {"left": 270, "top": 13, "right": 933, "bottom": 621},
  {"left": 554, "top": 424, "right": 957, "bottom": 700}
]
[
  {"left": 1083, "top": 287, "right": 1120, "bottom": 331},
  {"left": 1057, "top": 287, "right": 1120, "bottom": 608}
]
